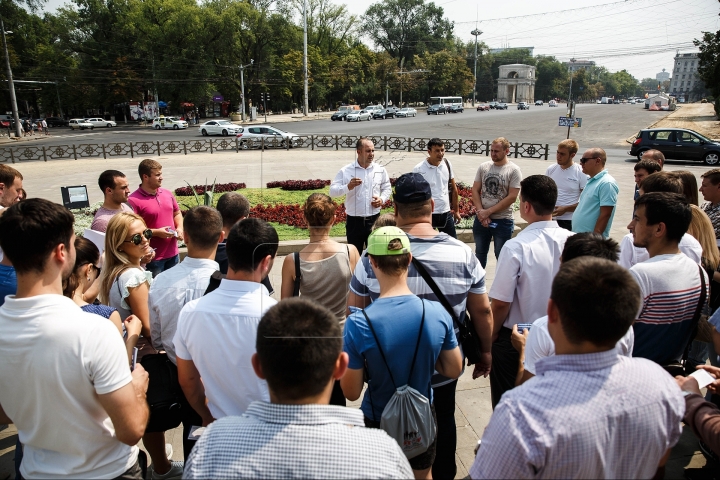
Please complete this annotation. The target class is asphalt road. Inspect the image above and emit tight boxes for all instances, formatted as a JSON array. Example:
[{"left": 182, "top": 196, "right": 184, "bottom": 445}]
[{"left": 15, "top": 103, "right": 668, "bottom": 153}]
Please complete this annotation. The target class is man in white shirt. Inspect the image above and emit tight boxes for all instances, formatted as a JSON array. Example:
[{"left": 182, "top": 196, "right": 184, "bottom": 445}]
[
  {"left": 149, "top": 206, "right": 223, "bottom": 462},
  {"left": 545, "top": 139, "right": 587, "bottom": 231},
  {"left": 91, "top": 170, "right": 133, "bottom": 233},
  {"left": 488, "top": 175, "right": 574, "bottom": 407},
  {"left": 330, "top": 137, "right": 392, "bottom": 253},
  {"left": 412, "top": 138, "right": 460, "bottom": 238},
  {"left": 0, "top": 198, "right": 149, "bottom": 479},
  {"left": 174, "top": 218, "right": 279, "bottom": 425}
]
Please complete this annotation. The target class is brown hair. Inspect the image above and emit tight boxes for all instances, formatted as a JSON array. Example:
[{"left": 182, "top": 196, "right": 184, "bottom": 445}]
[
  {"left": 0, "top": 165, "right": 22, "bottom": 188},
  {"left": 671, "top": 170, "right": 699, "bottom": 206},
  {"left": 634, "top": 159, "right": 662, "bottom": 175},
  {"left": 640, "top": 171, "right": 683, "bottom": 195},
  {"left": 395, "top": 199, "right": 432, "bottom": 220},
  {"left": 303, "top": 193, "right": 337, "bottom": 228},
  {"left": 492, "top": 137, "right": 510, "bottom": 150},
  {"left": 702, "top": 168, "right": 720, "bottom": 186},
  {"left": 184, "top": 206, "right": 223, "bottom": 249},
  {"left": 369, "top": 239, "right": 410, "bottom": 276},
  {"left": 138, "top": 159, "right": 162, "bottom": 179},
  {"left": 372, "top": 213, "right": 396, "bottom": 231},
  {"left": 63, "top": 237, "right": 100, "bottom": 298},
  {"left": 557, "top": 139, "right": 579, "bottom": 155}
]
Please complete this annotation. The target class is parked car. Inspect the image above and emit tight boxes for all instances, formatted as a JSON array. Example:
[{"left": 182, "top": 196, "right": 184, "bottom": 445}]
[
  {"left": 448, "top": 104, "right": 464, "bottom": 113},
  {"left": 427, "top": 104, "right": 447, "bottom": 115},
  {"left": 373, "top": 109, "right": 396, "bottom": 119},
  {"left": 396, "top": 107, "right": 417, "bottom": 117},
  {"left": 346, "top": 110, "right": 372, "bottom": 121},
  {"left": 236, "top": 125, "right": 300, "bottom": 149},
  {"left": 45, "top": 117, "right": 68, "bottom": 127},
  {"left": 549, "top": 100, "right": 558, "bottom": 107},
  {"left": 496, "top": 102, "right": 508, "bottom": 110},
  {"left": 85, "top": 117, "right": 116, "bottom": 128},
  {"left": 152, "top": 116, "right": 188, "bottom": 129},
  {"left": 363, "top": 105, "right": 383, "bottom": 115},
  {"left": 488, "top": 101, "right": 498, "bottom": 109},
  {"left": 517, "top": 102, "right": 530, "bottom": 110},
  {"left": 69, "top": 118, "right": 94, "bottom": 130},
  {"left": 534, "top": 100, "right": 544, "bottom": 106},
  {"left": 476, "top": 104, "right": 490, "bottom": 111},
  {"left": 629, "top": 128, "right": 720, "bottom": 165},
  {"left": 331, "top": 110, "right": 349, "bottom": 121},
  {"left": 199, "top": 119, "right": 240, "bottom": 136}
]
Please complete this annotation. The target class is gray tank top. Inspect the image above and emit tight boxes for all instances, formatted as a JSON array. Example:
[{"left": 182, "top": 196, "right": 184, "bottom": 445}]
[{"left": 299, "top": 248, "right": 352, "bottom": 323}]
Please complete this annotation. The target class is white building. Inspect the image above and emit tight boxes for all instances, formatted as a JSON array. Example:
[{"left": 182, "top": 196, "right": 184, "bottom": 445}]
[
  {"left": 563, "top": 59, "right": 596, "bottom": 73},
  {"left": 670, "top": 52, "right": 701, "bottom": 101},
  {"left": 656, "top": 69, "right": 670, "bottom": 82}
]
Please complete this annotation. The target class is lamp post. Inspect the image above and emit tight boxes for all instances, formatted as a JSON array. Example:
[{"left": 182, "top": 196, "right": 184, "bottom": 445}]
[
  {"left": 471, "top": 29, "right": 482, "bottom": 107},
  {"left": 566, "top": 57, "right": 576, "bottom": 139},
  {"left": 302, "top": 0, "right": 309, "bottom": 116},
  {"left": 239, "top": 59, "right": 254, "bottom": 121},
  {"left": 0, "top": 17, "right": 20, "bottom": 138}
]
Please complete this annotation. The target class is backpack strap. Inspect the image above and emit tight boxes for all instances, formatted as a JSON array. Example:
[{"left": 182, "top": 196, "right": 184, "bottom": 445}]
[
  {"left": 203, "top": 270, "right": 225, "bottom": 296},
  {"left": 681, "top": 264, "right": 708, "bottom": 363},
  {"left": 293, "top": 252, "right": 302, "bottom": 297}
]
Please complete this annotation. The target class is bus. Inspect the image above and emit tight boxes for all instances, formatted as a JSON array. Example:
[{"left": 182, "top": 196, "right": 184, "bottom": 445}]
[{"left": 429, "top": 96, "right": 463, "bottom": 108}]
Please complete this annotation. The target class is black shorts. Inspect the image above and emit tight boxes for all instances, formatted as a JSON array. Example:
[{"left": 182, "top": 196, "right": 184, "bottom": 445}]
[{"left": 364, "top": 404, "right": 437, "bottom": 470}]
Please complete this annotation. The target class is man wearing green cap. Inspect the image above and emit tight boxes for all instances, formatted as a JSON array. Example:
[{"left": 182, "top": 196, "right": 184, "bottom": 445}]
[{"left": 342, "top": 226, "right": 463, "bottom": 480}]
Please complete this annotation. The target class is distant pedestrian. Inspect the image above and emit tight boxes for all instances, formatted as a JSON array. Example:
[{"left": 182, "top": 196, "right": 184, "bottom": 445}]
[{"left": 41, "top": 118, "right": 48, "bottom": 136}]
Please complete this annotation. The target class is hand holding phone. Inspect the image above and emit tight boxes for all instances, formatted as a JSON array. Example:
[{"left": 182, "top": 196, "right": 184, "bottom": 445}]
[
  {"left": 131, "top": 347, "right": 138, "bottom": 371},
  {"left": 165, "top": 227, "right": 178, "bottom": 237}
]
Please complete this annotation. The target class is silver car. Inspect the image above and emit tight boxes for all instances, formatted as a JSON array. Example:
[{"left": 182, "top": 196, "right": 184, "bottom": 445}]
[
  {"left": 85, "top": 117, "right": 117, "bottom": 128},
  {"left": 396, "top": 108, "right": 417, "bottom": 117},
  {"left": 346, "top": 110, "right": 372, "bottom": 122},
  {"left": 236, "top": 125, "right": 300, "bottom": 149}
]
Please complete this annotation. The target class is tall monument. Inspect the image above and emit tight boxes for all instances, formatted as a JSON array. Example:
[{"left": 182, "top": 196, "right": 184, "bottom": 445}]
[{"left": 497, "top": 64, "right": 536, "bottom": 103}]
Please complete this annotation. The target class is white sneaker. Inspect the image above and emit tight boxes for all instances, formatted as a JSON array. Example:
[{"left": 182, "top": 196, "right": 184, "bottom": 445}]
[
  {"left": 165, "top": 443, "right": 173, "bottom": 460},
  {"left": 150, "top": 461, "right": 184, "bottom": 480}
]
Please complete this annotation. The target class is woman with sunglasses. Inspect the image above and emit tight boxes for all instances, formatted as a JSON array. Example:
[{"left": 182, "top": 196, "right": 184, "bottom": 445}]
[
  {"left": 63, "top": 236, "right": 142, "bottom": 361},
  {"left": 98, "top": 212, "right": 182, "bottom": 478}
]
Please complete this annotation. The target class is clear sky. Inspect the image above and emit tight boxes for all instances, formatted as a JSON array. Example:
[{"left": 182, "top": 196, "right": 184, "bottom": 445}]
[{"left": 41, "top": 0, "right": 719, "bottom": 81}]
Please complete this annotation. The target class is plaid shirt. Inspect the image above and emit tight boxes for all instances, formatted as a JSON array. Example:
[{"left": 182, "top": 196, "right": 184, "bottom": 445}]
[
  {"left": 184, "top": 401, "right": 413, "bottom": 479},
  {"left": 702, "top": 201, "right": 720, "bottom": 240}
]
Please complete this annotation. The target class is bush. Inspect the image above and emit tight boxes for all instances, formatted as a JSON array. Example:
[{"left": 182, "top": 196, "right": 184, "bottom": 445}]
[
  {"left": 174, "top": 182, "right": 245, "bottom": 196},
  {"left": 266, "top": 179, "right": 331, "bottom": 190}
]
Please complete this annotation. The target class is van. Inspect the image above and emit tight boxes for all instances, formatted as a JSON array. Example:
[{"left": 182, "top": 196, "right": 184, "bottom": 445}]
[{"left": 601, "top": 97, "right": 611, "bottom": 104}]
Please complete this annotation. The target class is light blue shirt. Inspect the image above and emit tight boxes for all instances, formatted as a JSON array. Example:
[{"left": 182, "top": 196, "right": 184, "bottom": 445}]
[{"left": 571, "top": 169, "right": 619, "bottom": 238}]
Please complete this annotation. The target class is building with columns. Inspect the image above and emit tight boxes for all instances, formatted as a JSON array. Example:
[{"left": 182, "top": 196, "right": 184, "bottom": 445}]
[
  {"left": 670, "top": 52, "right": 701, "bottom": 102},
  {"left": 497, "top": 64, "right": 536, "bottom": 103}
]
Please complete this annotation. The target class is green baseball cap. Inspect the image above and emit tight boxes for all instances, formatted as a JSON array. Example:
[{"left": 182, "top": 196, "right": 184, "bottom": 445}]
[{"left": 366, "top": 226, "right": 411, "bottom": 256}]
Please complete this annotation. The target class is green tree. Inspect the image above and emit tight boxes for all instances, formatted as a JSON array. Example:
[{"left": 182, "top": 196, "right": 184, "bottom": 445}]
[
  {"left": 534, "top": 55, "right": 567, "bottom": 101},
  {"left": 413, "top": 50, "right": 473, "bottom": 99},
  {"left": 694, "top": 0, "right": 720, "bottom": 117}
]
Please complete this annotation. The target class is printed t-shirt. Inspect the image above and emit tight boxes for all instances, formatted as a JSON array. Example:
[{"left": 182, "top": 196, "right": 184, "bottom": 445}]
[{"left": 473, "top": 161, "right": 522, "bottom": 220}]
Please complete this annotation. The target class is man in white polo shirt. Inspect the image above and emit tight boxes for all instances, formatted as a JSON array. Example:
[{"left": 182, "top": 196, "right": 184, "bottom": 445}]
[
  {"left": 412, "top": 138, "right": 460, "bottom": 238},
  {"left": 545, "top": 139, "right": 586, "bottom": 231},
  {"left": 488, "top": 175, "right": 574, "bottom": 407}
]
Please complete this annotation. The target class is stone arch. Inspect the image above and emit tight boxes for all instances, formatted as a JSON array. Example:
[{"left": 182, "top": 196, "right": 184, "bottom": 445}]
[{"left": 497, "top": 64, "right": 536, "bottom": 103}]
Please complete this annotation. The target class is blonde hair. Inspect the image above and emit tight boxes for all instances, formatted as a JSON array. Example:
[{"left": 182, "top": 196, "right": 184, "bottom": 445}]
[
  {"left": 98, "top": 212, "right": 146, "bottom": 304},
  {"left": 687, "top": 205, "right": 720, "bottom": 271},
  {"left": 492, "top": 137, "right": 510, "bottom": 150}
]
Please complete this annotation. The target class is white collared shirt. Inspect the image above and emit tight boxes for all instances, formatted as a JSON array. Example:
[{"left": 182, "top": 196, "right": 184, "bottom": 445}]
[
  {"left": 413, "top": 158, "right": 454, "bottom": 213},
  {"left": 618, "top": 232, "right": 703, "bottom": 269},
  {"left": 489, "top": 221, "right": 575, "bottom": 329},
  {"left": 149, "top": 256, "right": 219, "bottom": 364},
  {"left": 329, "top": 161, "right": 392, "bottom": 217},
  {"left": 173, "top": 279, "right": 277, "bottom": 418}
]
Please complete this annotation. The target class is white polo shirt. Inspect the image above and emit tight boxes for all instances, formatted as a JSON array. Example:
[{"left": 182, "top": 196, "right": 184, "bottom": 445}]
[
  {"left": 173, "top": 279, "right": 276, "bottom": 419},
  {"left": 545, "top": 163, "right": 587, "bottom": 221},
  {"left": 489, "top": 221, "right": 574, "bottom": 329},
  {"left": 412, "top": 158, "right": 454, "bottom": 214},
  {"left": 618, "top": 233, "right": 703, "bottom": 269},
  {"left": 329, "top": 161, "right": 392, "bottom": 217}
]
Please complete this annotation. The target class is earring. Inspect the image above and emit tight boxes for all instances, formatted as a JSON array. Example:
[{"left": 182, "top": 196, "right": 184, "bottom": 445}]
[{"left": 87, "top": 276, "right": 91, "bottom": 281}]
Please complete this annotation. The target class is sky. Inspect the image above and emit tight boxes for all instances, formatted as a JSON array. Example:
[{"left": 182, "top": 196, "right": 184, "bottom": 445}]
[{"left": 40, "top": 0, "right": 720, "bottom": 81}]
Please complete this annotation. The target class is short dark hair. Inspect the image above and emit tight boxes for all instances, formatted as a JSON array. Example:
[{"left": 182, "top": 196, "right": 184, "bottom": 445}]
[
  {"left": 226, "top": 218, "right": 278, "bottom": 272},
  {"left": 427, "top": 138, "right": 444, "bottom": 150},
  {"left": 98, "top": 170, "right": 126, "bottom": 193},
  {"left": 702, "top": 168, "right": 720, "bottom": 186},
  {"left": 183, "top": 206, "right": 223, "bottom": 250},
  {"left": 257, "top": 298, "right": 342, "bottom": 401},
  {"left": 634, "top": 159, "right": 662, "bottom": 175},
  {"left": 634, "top": 192, "right": 691, "bottom": 242},
  {"left": 0, "top": 198, "right": 74, "bottom": 274},
  {"left": 520, "top": 175, "right": 557, "bottom": 216},
  {"left": 640, "top": 171, "right": 683, "bottom": 195},
  {"left": 0, "top": 165, "right": 22, "bottom": 188},
  {"left": 216, "top": 192, "right": 250, "bottom": 227},
  {"left": 551, "top": 257, "right": 641, "bottom": 348},
  {"left": 138, "top": 159, "right": 162, "bottom": 179},
  {"left": 395, "top": 199, "right": 432, "bottom": 219},
  {"left": 356, "top": 137, "right": 372, "bottom": 150},
  {"left": 561, "top": 232, "right": 619, "bottom": 262}
]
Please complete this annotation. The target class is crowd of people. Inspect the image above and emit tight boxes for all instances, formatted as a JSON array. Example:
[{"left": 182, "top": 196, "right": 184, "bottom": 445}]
[{"left": 2, "top": 134, "right": 720, "bottom": 479}]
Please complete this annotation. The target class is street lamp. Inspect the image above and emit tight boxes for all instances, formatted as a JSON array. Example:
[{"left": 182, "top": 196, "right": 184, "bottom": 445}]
[
  {"left": 0, "top": 17, "right": 21, "bottom": 138},
  {"left": 566, "top": 58, "right": 576, "bottom": 139},
  {"left": 471, "top": 29, "right": 482, "bottom": 107},
  {"left": 239, "top": 59, "right": 254, "bottom": 121}
]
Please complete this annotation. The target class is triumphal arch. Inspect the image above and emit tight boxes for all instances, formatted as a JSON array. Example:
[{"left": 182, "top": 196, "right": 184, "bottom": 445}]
[{"left": 497, "top": 64, "right": 536, "bottom": 103}]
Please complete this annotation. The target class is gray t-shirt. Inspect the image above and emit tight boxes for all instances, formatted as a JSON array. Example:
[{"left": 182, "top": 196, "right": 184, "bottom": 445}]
[{"left": 474, "top": 161, "right": 522, "bottom": 219}]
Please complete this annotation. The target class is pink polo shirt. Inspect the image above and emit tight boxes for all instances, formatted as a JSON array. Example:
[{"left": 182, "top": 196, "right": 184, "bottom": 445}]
[{"left": 128, "top": 187, "right": 180, "bottom": 261}]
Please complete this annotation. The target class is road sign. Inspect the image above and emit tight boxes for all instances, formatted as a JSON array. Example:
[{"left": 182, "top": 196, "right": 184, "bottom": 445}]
[{"left": 558, "top": 117, "right": 582, "bottom": 128}]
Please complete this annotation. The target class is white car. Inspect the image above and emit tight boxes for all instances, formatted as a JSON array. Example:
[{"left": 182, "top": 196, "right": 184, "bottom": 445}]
[
  {"left": 152, "top": 116, "right": 188, "bottom": 130},
  {"left": 549, "top": 100, "right": 558, "bottom": 107},
  {"left": 396, "top": 108, "right": 417, "bottom": 117},
  {"left": 85, "top": 117, "right": 116, "bottom": 128},
  {"left": 346, "top": 110, "right": 372, "bottom": 121},
  {"left": 69, "top": 118, "right": 94, "bottom": 130},
  {"left": 199, "top": 120, "right": 240, "bottom": 136},
  {"left": 236, "top": 125, "right": 300, "bottom": 149}
]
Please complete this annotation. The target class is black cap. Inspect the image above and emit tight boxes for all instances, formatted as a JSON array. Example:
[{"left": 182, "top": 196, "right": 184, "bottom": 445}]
[{"left": 393, "top": 173, "right": 432, "bottom": 203}]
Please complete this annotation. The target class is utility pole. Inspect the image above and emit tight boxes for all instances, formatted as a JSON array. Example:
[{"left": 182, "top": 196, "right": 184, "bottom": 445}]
[
  {"left": 471, "top": 28, "right": 482, "bottom": 107},
  {"left": 398, "top": 58, "right": 404, "bottom": 107},
  {"left": 151, "top": 54, "right": 159, "bottom": 118},
  {"left": 55, "top": 81, "right": 63, "bottom": 119},
  {"left": 567, "top": 57, "right": 576, "bottom": 139},
  {"left": 1, "top": 17, "right": 21, "bottom": 138},
  {"left": 302, "top": 0, "right": 309, "bottom": 116},
  {"left": 385, "top": 82, "right": 389, "bottom": 108},
  {"left": 239, "top": 59, "right": 254, "bottom": 121}
]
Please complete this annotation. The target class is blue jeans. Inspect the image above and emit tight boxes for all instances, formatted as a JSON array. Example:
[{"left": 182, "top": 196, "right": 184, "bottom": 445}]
[
  {"left": 145, "top": 254, "right": 179, "bottom": 278},
  {"left": 472, "top": 217, "right": 514, "bottom": 268}
]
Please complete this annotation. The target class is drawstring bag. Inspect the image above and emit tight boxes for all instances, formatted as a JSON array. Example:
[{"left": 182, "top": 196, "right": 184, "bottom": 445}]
[{"left": 363, "top": 299, "right": 435, "bottom": 459}]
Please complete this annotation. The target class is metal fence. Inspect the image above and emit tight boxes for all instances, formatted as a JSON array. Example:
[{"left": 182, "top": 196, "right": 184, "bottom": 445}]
[{"left": 0, "top": 136, "right": 549, "bottom": 163}]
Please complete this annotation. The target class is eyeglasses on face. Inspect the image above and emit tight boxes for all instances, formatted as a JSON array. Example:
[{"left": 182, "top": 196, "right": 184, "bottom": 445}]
[
  {"left": 123, "top": 229, "right": 152, "bottom": 245},
  {"left": 580, "top": 156, "right": 598, "bottom": 164}
]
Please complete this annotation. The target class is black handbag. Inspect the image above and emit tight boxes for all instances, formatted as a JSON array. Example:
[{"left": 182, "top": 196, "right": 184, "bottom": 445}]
[
  {"left": 411, "top": 257, "right": 483, "bottom": 366},
  {"left": 140, "top": 353, "right": 183, "bottom": 432}
]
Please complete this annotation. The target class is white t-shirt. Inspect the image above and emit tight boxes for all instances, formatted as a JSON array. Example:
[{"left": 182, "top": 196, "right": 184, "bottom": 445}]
[
  {"left": 174, "top": 279, "right": 276, "bottom": 419},
  {"left": 545, "top": 163, "right": 588, "bottom": 220},
  {"left": 524, "top": 315, "right": 635, "bottom": 375},
  {"left": 618, "top": 233, "right": 703, "bottom": 269},
  {"left": 0, "top": 294, "right": 136, "bottom": 479},
  {"left": 489, "top": 221, "right": 574, "bottom": 329},
  {"left": 413, "top": 158, "right": 454, "bottom": 213}
]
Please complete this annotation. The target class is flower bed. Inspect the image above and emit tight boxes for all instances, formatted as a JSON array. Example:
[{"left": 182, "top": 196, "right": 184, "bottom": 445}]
[
  {"left": 174, "top": 182, "right": 246, "bottom": 196},
  {"left": 266, "top": 179, "right": 330, "bottom": 190}
]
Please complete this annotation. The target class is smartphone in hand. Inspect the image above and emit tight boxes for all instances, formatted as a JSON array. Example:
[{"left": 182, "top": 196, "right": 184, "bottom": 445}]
[{"left": 131, "top": 347, "right": 138, "bottom": 371}]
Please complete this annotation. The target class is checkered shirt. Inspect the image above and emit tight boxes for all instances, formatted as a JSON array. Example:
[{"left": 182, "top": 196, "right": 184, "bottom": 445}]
[
  {"left": 702, "top": 201, "right": 720, "bottom": 240},
  {"left": 184, "top": 401, "right": 413, "bottom": 479},
  {"left": 470, "top": 350, "right": 685, "bottom": 479}
]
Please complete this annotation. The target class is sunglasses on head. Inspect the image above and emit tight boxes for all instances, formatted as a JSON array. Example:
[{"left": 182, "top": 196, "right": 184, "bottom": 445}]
[{"left": 124, "top": 229, "right": 152, "bottom": 245}]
